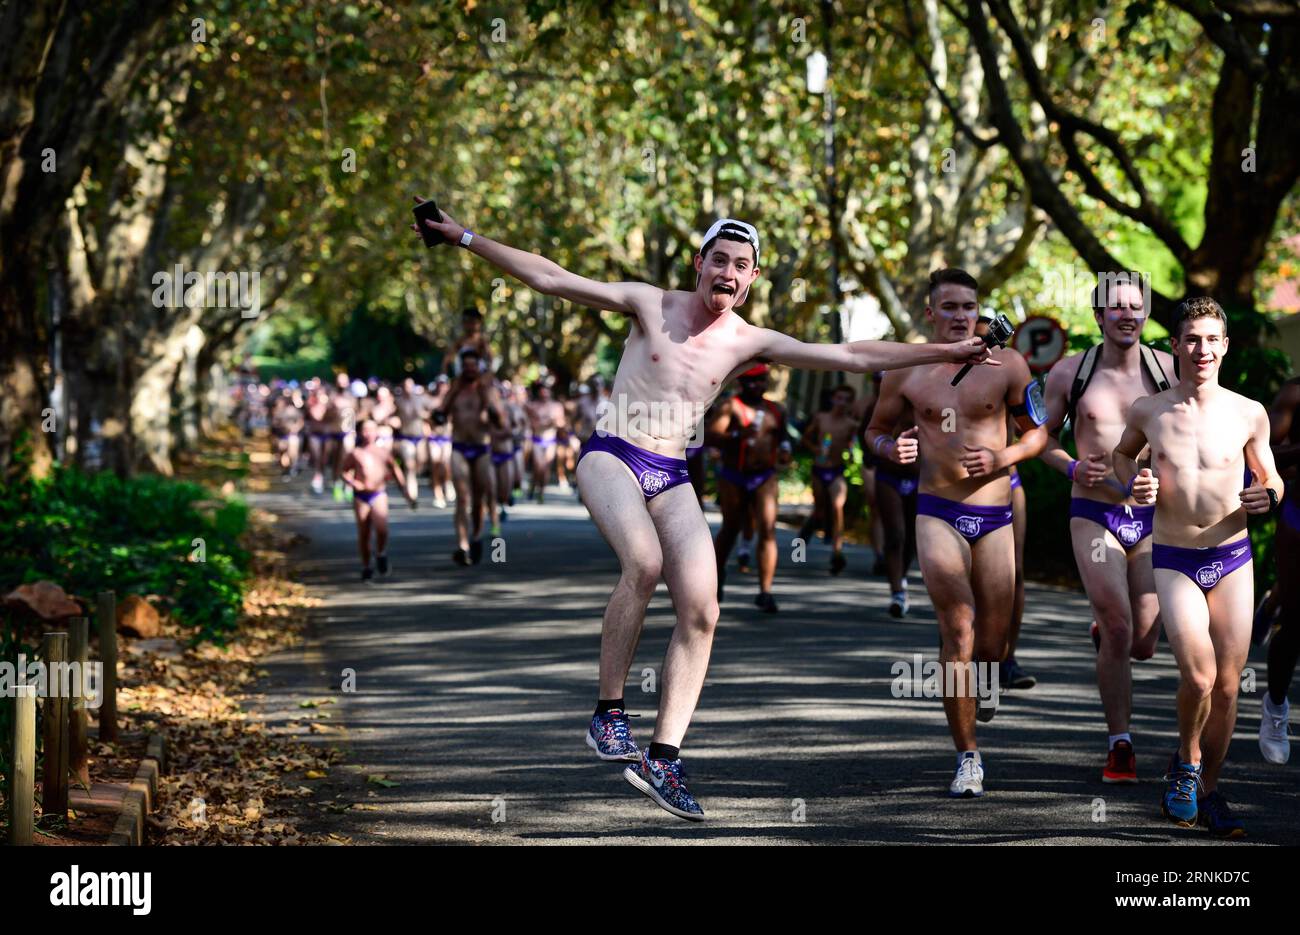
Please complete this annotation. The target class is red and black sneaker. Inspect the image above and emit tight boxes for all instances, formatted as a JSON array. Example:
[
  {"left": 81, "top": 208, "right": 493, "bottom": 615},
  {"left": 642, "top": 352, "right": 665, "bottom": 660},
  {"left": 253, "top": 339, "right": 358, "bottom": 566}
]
[{"left": 1102, "top": 740, "right": 1138, "bottom": 784}]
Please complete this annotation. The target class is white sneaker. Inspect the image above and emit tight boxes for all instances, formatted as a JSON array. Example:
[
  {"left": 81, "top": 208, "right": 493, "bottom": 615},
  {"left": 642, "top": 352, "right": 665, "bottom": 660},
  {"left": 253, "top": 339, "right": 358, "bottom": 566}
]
[
  {"left": 1260, "top": 695, "right": 1291, "bottom": 765},
  {"left": 889, "top": 590, "right": 909, "bottom": 618},
  {"left": 949, "top": 752, "right": 984, "bottom": 797}
]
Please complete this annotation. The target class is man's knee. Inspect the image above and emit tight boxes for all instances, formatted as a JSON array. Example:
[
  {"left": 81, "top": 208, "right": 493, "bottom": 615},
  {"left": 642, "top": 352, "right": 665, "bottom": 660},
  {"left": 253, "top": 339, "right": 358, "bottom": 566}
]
[
  {"left": 623, "top": 558, "right": 662, "bottom": 597},
  {"left": 1211, "top": 671, "right": 1241, "bottom": 707},
  {"left": 1182, "top": 667, "right": 1217, "bottom": 699},
  {"left": 1095, "top": 604, "right": 1133, "bottom": 656},
  {"left": 678, "top": 595, "right": 719, "bottom": 635}
]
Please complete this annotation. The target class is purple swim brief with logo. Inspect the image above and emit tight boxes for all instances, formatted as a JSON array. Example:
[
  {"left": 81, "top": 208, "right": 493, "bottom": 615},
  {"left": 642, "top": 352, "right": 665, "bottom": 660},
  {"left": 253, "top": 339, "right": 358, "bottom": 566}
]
[{"left": 580, "top": 432, "right": 691, "bottom": 500}]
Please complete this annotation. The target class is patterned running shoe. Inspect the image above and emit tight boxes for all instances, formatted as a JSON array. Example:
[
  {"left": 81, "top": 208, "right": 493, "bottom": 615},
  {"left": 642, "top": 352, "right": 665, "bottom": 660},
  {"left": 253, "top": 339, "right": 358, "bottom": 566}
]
[
  {"left": 623, "top": 752, "right": 705, "bottom": 821},
  {"left": 1161, "top": 755, "right": 1202, "bottom": 828},
  {"left": 1198, "top": 790, "right": 1246, "bottom": 839},
  {"left": 586, "top": 709, "right": 640, "bottom": 762}
]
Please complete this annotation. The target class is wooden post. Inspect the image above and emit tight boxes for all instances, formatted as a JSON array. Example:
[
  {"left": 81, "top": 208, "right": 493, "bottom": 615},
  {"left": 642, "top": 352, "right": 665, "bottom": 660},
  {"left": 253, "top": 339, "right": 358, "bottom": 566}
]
[
  {"left": 40, "top": 631, "right": 70, "bottom": 820},
  {"left": 68, "top": 616, "right": 90, "bottom": 788},
  {"left": 96, "top": 591, "right": 117, "bottom": 742},
  {"left": 10, "top": 686, "right": 36, "bottom": 845}
]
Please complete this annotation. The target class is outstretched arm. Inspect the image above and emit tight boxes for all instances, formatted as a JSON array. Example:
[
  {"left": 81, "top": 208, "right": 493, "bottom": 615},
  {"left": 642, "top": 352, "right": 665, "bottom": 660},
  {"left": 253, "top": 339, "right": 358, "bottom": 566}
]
[
  {"left": 412, "top": 198, "right": 656, "bottom": 315},
  {"left": 750, "top": 327, "right": 996, "bottom": 374}
]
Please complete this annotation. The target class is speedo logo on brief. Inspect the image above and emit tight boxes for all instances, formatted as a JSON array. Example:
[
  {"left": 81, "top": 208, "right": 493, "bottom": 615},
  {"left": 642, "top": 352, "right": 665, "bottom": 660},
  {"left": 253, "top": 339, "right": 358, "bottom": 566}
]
[
  {"left": 955, "top": 516, "right": 982, "bottom": 538},
  {"left": 1231, "top": 547, "right": 1247, "bottom": 559},
  {"left": 639, "top": 470, "right": 670, "bottom": 496}
]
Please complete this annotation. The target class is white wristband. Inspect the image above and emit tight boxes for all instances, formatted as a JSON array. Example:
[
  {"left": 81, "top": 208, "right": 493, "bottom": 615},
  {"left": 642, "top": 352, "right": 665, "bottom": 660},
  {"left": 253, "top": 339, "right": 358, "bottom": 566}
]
[{"left": 459, "top": 230, "right": 474, "bottom": 248}]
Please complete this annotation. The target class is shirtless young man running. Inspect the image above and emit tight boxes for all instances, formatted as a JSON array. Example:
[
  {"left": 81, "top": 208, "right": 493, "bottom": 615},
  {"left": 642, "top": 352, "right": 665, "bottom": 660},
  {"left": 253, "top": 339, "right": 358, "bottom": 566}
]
[
  {"left": 709, "top": 365, "right": 792, "bottom": 611},
  {"left": 866, "top": 269, "right": 1047, "bottom": 798},
  {"left": 414, "top": 203, "right": 993, "bottom": 820},
  {"left": 526, "top": 381, "right": 566, "bottom": 503},
  {"left": 442, "top": 349, "right": 508, "bottom": 566},
  {"left": 1114, "top": 297, "right": 1282, "bottom": 837},
  {"left": 801, "top": 383, "right": 858, "bottom": 575},
  {"left": 395, "top": 377, "right": 430, "bottom": 505},
  {"left": 340, "top": 419, "right": 415, "bottom": 581},
  {"left": 1040, "top": 275, "right": 1174, "bottom": 781}
]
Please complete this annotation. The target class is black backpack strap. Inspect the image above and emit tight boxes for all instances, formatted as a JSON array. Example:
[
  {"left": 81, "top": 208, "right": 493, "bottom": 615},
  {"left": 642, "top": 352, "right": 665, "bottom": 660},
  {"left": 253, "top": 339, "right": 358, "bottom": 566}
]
[
  {"left": 1066, "top": 344, "right": 1101, "bottom": 427},
  {"left": 1140, "top": 344, "right": 1170, "bottom": 392}
]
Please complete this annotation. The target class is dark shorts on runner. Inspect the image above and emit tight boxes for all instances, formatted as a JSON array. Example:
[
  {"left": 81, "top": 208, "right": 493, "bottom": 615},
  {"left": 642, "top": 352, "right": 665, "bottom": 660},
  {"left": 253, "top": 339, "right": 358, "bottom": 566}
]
[
  {"left": 452, "top": 442, "right": 489, "bottom": 464},
  {"left": 812, "top": 465, "right": 844, "bottom": 486}
]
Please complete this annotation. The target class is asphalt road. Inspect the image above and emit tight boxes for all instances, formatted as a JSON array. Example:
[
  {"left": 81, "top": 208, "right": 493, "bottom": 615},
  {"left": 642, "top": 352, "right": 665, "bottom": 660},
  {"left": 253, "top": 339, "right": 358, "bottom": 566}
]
[{"left": 245, "top": 478, "right": 1300, "bottom": 845}]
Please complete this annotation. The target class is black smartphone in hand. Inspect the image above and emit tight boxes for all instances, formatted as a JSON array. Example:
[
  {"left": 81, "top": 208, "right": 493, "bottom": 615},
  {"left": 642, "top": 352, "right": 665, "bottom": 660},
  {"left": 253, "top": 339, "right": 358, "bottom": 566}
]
[{"left": 413, "top": 199, "right": 447, "bottom": 247}]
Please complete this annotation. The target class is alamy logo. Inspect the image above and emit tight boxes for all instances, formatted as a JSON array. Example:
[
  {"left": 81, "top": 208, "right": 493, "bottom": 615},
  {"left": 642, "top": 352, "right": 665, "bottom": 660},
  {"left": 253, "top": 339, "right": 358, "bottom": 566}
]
[
  {"left": 1197, "top": 562, "right": 1224, "bottom": 588},
  {"left": 955, "top": 515, "right": 982, "bottom": 538},
  {"left": 640, "top": 470, "right": 670, "bottom": 496},
  {"left": 151, "top": 264, "right": 260, "bottom": 318},
  {"left": 1117, "top": 522, "right": 1142, "bottom": 546},
  {"left": 49, "top": 865, "right": 151, "bottom": 915}
]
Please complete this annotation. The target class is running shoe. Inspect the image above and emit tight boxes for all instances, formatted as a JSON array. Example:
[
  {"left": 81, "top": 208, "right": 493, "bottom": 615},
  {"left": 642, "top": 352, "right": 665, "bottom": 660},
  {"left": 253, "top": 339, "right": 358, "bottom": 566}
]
[
  {"left": 376, "top": 554, "right": 390, "bottom": 578},
  {"left": 1197, "top": 790, "right": 1246, "bottom": 839},
  {"left": 586, "top": 708, "right": 640, "bottom": 762},
  {"left": 361, "top": 566, "right": 374, "bottom": 583},
  {"left": 311, "top": 476, "right": 324, "bottom": 496},
  {"left": 490, "top": 520, "right": 501, "bottom": 538},
  {"left": 1252, "top": 592, "right": 1280, "bottom": 646},
  {"left": 1000, "top": 657, "right": 1036, "bottom": 690},
  {"left": 499, "top": 507, "right": 509, "bottom": 522},
  {"left": 830, "top": 551, "right": 847, "bottom": 576},
  {"left": 1102, "top": 739, "right": 1138, "bottom": 784},
  {"left": 470, "top": 539, "right": 483, "bottom": 564},
  {"left": 754, "top": 591, "right": 778, "bottom": 613},
  {"left": 452, "top": 548, "right": 471, "bottom": 567},
  {"left": 1259, "top": 695, "right": 1291, "bottom": 765},
  {"left": 433, "top": 495, "right": 447, "bottom": 509},
  {"left": 1161, "top": 755, "right": 1202, "bottom": 828},
  {"left": 737, "top": 547, "right": 752, "bottom": 573},
  {"left": 889, "top": 590, "right": 909, "bottom": 618},
  {"left": 949, "top": 751, "right": 984, "bottom": 798},
  {"left": 623, "top": 752, "right": 705, "bottom": 821},
  {"left": 332, "top": 480, "right": 345, "bottom": 502}
]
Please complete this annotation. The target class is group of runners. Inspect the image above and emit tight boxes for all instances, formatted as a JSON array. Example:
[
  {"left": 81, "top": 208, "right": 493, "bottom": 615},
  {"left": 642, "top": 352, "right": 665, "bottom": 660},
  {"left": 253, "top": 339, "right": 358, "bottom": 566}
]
[{"left": 370, "top": 202, "right": 1299, "bottom": 838}]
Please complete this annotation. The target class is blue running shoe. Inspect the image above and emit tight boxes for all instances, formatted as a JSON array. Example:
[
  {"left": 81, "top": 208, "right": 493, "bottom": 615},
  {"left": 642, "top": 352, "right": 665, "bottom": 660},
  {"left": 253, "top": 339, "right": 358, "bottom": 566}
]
[
  {"left": 1161, "top": 755, "right": 1202, "bottom": 828},
  {"left": 1198, "top": 790, "right": 1246, "bottom": 839},
  {"left": 586, "top": 709, "right": 640, "bottom": 762},
  {"left": 623, "top": 752, "right": 705, "bottom": 821}
]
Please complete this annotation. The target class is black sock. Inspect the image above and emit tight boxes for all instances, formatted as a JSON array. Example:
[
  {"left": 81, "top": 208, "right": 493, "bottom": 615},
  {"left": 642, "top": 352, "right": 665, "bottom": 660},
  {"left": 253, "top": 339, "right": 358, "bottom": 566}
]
[
  {"left": 595, "top": 698, "right": 625, "bottom": 716},
  {"left": 647, "top": 742, "right": 679, "bottom": 761}
]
